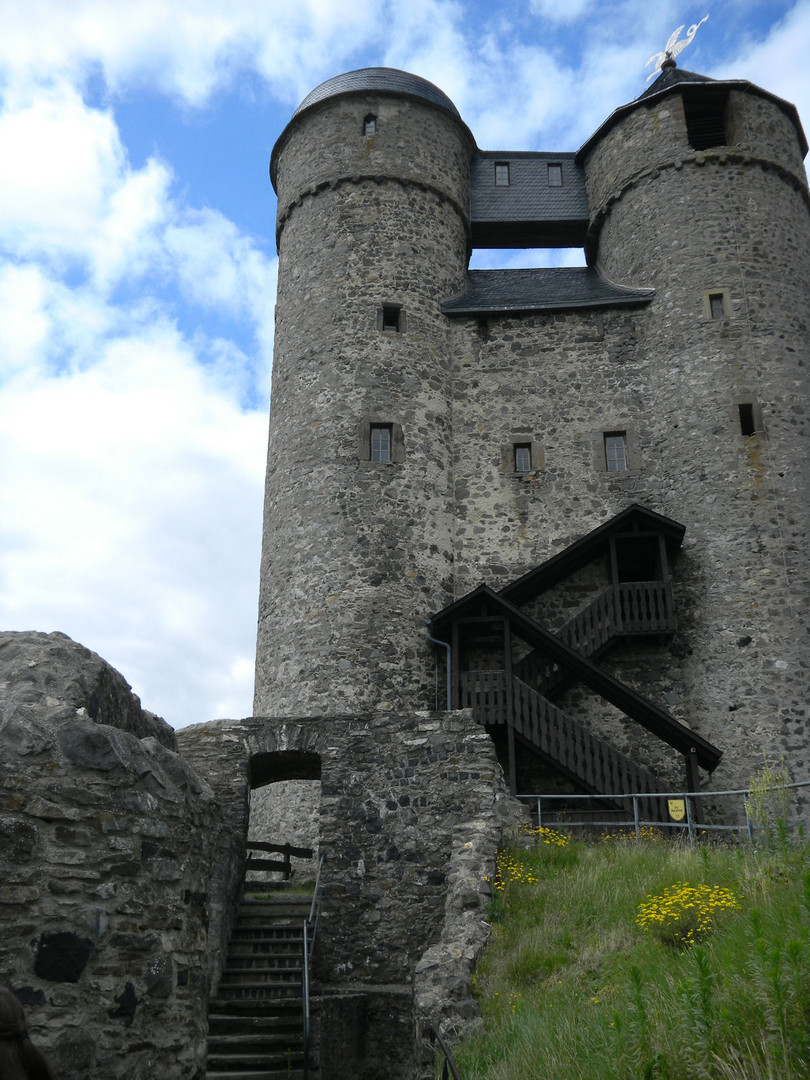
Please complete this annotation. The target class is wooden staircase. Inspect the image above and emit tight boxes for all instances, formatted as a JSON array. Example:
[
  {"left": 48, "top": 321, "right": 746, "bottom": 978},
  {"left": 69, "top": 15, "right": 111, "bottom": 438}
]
[
  {"left": 461, "top": 670, "right": 669, "bottom": 821},
  {"left": 206, "top": 894, "right": 320, "bottom": 1080},
  {"left": 516, "top": 581, "right": 676, "bottom": 695}
]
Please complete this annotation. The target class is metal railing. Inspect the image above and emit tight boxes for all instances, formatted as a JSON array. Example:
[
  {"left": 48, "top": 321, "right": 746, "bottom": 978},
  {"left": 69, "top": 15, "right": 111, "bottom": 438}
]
[
  {"left": 428, "top": 1024, "right": 461, "bottom": 1080},
  {"left": 518, "top": 779, "right": 810, "bottom": 844},
  {"left": 302, "top": 854, "right": 325, "bottom": 1080}
]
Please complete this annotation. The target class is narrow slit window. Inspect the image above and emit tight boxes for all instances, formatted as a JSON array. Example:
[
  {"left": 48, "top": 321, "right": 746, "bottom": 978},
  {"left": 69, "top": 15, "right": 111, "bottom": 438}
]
[
  {"left": 738, "top": 403, "right": 756, "bottom": 437},
  {"left": 709, "top": 292, "right": 725, "bottom": 320},
  {"left": 604, "top": 432, "right": 628, "bottom": 472},
  {"left": 547, "top": 163, "right": 563, "bottom": 187},
  {"left": 494, "top": 162, "right": 510, "bottom": 186},
  {"left": 363, "top": 114, "right": 377, "bottom": 136},
  {"left": 382, "top": 305, "right": 401, "bottom": 333},
  {"left": 370, "top": 424, "right": 392, "bottom": 462},
  {"left": 514, "top": 444, "right": 532, "bottom": 472}
]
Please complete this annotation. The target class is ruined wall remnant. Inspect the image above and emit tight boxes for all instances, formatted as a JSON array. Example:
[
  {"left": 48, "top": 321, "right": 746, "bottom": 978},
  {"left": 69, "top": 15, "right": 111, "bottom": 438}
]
[{"left": 0, "top": 632, "right": 228, "bottom": 1080}]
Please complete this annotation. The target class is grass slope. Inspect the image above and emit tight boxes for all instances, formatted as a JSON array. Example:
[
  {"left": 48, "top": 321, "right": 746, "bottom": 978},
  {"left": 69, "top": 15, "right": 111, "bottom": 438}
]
[{"left": 454, "top": 829, "right": 810, "bottom": 1080}]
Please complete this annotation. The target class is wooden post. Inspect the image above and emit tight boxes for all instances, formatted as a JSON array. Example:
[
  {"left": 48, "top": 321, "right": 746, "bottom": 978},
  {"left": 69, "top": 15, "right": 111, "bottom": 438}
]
[
  {"left": 684, "top": 747, "right": 703, "bottom": 827},
  {"left": 503, "top": 617, "right": 516, "bottom": 795}
]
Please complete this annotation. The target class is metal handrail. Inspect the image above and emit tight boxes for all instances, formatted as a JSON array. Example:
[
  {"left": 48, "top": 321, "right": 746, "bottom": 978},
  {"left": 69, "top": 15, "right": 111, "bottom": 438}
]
[
  {"left": 302, "top": 854, "right": 325, "bottom": 1080},
  {"left": 518, "top": 779, "right": 810, "bottom": 844},
  {"left": 429, "top": 1024, "right": 461, "bottom": 1080}
]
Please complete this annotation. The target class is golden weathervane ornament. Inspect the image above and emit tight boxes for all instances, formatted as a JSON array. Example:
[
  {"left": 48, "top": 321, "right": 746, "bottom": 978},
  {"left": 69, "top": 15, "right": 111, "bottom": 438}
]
[{"left": 646, "top": 15, "right": 709, "bottom": 80}]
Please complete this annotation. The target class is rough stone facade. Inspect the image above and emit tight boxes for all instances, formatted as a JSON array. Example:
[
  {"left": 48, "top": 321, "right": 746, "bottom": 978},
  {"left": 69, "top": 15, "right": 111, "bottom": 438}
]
[
  {"left": 255, "top": 67, "right": 809, "bottom": 804},
  {"left": 0, "top": 632, "right": 517, "bottom": 1078},
  {"left": 0, "top": 632, "right": 223, "bottom": 1080},
  {"left": 3, "top": 59, "right": 809, "bottom": 1080},
  {"left": 177, "top": 708, "right": 520, "bottom": 1078}
]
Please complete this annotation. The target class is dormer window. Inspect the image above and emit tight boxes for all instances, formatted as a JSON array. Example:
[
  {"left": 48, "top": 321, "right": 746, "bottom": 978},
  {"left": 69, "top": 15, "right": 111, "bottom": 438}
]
[
  {"left": 547, "top": 163, "right": 562, "bottom": 187},
  {"left": 494, "top": 162, "right": 510, "bottom": 186},
  {"left": 363, "top": 114, "right": 377, "bottom": 136}
]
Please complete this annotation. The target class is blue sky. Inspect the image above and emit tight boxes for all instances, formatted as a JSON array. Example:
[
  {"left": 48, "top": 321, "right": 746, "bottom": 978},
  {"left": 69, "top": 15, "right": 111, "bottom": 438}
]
[{"left": 1, "top": 0, "right": 808, "bottom": 728}]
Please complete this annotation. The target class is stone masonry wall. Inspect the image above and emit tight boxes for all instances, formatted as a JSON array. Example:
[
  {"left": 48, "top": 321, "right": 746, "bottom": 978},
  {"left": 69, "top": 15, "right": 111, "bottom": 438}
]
[
  {"left": 581, "top": 87, "right": 810, "bottom": 798},
  {"left": 254, "top": 90, "right": 472, "bottom": 718},
  {"left": 0, "top": 632, "right": 222, "bottom": 1080}
]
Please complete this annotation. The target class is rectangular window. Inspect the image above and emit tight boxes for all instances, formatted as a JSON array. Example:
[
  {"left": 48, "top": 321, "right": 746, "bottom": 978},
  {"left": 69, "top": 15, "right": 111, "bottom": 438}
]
[
  {"left": 381, "top": 305, "right": 401, "bottom": 332},
  {"left": 370, "top": 424, "right": 392, "bottom": 462},
  {"left": 547, "top": 162, "right": 562, "bottom": 187},
  {"left": 684, "top": 96, "right": 728, "bottom": 150},
  {"left": 514, "top": 444, "right": 532, "bottom": 472},
  {"left": 604, "top": 432, "right": 628, "bottom": 472},
  {"left": 363, "top": 114, "right": 377, "bottom": 136},
  {"left": 703, "top": 288, "right": 730, "bottom": 320},
  {"left": 494, "top": 162, "right": 510, "bottom": 186}
]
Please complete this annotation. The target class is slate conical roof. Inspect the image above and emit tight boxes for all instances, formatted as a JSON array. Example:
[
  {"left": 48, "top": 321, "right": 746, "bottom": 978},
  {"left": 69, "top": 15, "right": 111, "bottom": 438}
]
[{"left": 292, "top": 67, "right": 462, "bottom": 120}]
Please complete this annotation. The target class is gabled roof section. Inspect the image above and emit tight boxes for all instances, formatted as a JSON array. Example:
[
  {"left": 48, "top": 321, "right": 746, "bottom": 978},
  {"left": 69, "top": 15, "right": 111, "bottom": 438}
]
[
  {"left": 501, "top": 504, "right": 685, "bottom": 606},
  {"left": 470, "top": 151, "right": 589, "bottom": 248},
  {"left": 427, "top": 584, "right": 721, "bottom": 770},
  {"left": 578, "top": 69, "right": 808, "bottom": 160},
  {"left": 441, "top": 267, "right": 653, "bottom": 316}
]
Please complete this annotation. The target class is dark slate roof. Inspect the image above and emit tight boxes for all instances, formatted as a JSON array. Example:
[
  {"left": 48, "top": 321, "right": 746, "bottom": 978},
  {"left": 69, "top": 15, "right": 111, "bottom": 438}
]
[
  {"left": 638, "top": 65, "right": 717, "bottom": 100},
  {"left": 470, "top": 151, "right": 589, "bottom": 248},
  {"left": 578, "top": 67, "right": 808, "bottom": 159},
  {"left": 293, "top": 67, "right": 461, "bottom": 120},
  {"left": 441, "top": 267, "right": 653, "bottom": 316}
]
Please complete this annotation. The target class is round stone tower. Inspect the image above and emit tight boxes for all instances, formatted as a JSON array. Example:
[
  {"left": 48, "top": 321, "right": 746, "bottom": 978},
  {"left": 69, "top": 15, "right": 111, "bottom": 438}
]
[
  {"left": 579, "top": 67, "right": 810, "bottom": 780},
  {"left": 254, "top": 69, "right": 475, "bottom": 717}
]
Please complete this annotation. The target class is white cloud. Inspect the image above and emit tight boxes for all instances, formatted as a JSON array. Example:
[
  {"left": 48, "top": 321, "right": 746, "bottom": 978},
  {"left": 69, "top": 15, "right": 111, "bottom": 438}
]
[
  {"left": 0, "top": 324, "right": 267, "bottom": 726},
  {"left": 716, "top": 1, "right": 810, "bottom": 144},
  {"left": 0, "top": 0, "right": 385, "bottom": 108},
  {"left": 528, "top": 0, "right": 596, "bottom": 24}
]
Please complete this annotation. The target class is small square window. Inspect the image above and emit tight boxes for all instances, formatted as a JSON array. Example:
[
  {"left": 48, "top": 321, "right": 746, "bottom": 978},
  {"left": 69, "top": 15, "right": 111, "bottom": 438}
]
[
  {"left": 363, "top": 114, "right": 377, "bottom": 136},
  {"left": 494, "top": 162, "right": 510, "bottom": 186},
  {"left": 604, "top": 432, "right": 628, "bottom": 472},
  {"left": 514, "top": 444, "right": 532, "bottom": 472},
  {"left": 370, "top": 424, "right": 392, "bottom": 462},
  {"left": 547, "top": 163, "right": 562, "bottom": 187},
  {"left": 380, "top": 304, "right": 402, "bottom": 333},
  {"left": 703, "top": 289, "right": 730, "bottom": 321}
]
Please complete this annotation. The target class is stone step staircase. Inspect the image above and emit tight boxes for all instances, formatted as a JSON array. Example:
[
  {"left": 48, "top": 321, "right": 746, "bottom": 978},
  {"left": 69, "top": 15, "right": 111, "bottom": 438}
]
[{"left": 206, "top": 894, "right": 320, "bottom": 1080}]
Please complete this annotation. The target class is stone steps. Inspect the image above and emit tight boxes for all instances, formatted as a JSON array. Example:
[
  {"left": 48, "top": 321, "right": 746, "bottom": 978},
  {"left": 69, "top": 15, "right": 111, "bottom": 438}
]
[{"left": 205, "top": 893, "right": 319, "bottom": 1079}]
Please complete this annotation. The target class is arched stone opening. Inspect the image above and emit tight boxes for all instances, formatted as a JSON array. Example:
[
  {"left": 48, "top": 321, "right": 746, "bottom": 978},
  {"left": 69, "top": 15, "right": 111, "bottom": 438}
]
[{"left": 247, "top": 749, "right": 322, "bottom": 883}]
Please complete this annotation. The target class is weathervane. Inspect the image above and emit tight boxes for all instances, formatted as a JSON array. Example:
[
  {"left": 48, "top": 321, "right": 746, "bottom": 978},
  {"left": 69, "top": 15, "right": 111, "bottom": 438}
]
[{"left": 646, "top": 15, "right": 709, "bottom": 80}]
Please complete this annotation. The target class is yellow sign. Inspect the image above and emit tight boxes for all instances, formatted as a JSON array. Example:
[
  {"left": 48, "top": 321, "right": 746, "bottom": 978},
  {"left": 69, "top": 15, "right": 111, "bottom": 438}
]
[{"left": 668, "top": 799, "right": 686, "bottom": 822}]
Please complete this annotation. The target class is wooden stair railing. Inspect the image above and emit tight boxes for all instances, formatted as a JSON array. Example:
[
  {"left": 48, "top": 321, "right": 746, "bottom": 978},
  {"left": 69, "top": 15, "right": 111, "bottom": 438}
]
[
  {"left": 515, "top": 581, "right": 675, "bottom": 696},
  {"left": 244, "top": 841, "right": 314, "bottom": 883},
  {"left": 460, "top": 670, "right": 669, "bottom": 822}
]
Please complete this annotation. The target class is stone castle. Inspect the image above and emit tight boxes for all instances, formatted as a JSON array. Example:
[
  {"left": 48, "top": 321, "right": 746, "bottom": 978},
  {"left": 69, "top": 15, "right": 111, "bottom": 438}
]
[{"left": 1, "top": 59, "right": 808, "bottom": 1080}]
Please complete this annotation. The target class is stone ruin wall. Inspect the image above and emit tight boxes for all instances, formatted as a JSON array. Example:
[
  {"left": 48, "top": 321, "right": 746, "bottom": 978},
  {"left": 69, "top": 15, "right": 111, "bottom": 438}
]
[
  {"left": 1, "top": 631, "right": 519, "bottom": 1080},
  {"left": 0, "top": 631, "right": 239, "bottom": 1080}
]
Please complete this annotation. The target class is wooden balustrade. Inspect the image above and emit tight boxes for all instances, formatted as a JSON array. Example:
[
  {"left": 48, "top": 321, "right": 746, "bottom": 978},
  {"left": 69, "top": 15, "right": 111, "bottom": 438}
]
[{"left": 461, "top": 669, "right": 668, "bottom": 821}]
